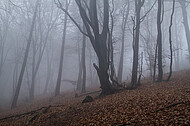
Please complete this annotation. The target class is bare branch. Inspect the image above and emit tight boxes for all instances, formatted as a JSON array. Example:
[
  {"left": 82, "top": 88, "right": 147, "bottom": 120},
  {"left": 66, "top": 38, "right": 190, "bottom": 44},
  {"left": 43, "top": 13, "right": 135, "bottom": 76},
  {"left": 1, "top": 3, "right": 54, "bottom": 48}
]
[
  {"left": 54, "top": 0, "right": 89, "bottom": 37},
  {"left": 140, "top": 0, "right": 157, "bottom": 22}
]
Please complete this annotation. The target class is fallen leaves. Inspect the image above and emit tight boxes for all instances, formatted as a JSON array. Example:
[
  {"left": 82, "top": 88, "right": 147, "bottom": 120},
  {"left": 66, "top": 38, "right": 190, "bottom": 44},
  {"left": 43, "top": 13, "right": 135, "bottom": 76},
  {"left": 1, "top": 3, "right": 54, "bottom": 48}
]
[{"left": 0, "top": 70, "right": 190, "bottom": 125}]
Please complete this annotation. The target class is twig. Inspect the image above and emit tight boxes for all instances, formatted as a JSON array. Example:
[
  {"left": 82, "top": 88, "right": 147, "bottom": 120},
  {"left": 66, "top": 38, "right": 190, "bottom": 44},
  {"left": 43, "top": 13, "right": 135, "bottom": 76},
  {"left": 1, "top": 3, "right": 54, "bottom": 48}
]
[
  {"left": 25, "top": 105, "right": 51, "bottom": 126},
  {"left": 155, "top": 101, "right": 190, "bottom": 112},
  {"left": 0, "top": 105, "right": 65, "bottom": 121}
]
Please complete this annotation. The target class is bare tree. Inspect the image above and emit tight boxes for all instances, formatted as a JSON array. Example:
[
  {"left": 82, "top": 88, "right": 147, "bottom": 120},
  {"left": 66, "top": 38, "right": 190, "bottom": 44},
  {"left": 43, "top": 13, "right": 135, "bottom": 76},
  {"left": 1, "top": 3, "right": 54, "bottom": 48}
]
[
  {"left": 55, "top": 0, "right": 70, "bottom": 96},
  {"left": 157, "top": 0, "right": 163, "bottom": 82},
  {"left": 167, "top": 0, "right": 175, "bottom": 81},
  {"left": 30, "top": 0, "right": 58, "bottom": 100},
  {"left": 0, "top": 1, "right": 12, "bottom": 79},
  {"left": 117, "top": 0, "right": 130, "bottom": 84},
  {"left": 11, "top": 0, "right": 40, "bottom": 109},
  {"left": 178, "top": 0, "right": 190, "bottom": 57},
  {"left": 55, "top": 0, "right": 115, "bottom": 95},
  {"left": 131, "top": 0, "right": 145, "bottom": 88}
]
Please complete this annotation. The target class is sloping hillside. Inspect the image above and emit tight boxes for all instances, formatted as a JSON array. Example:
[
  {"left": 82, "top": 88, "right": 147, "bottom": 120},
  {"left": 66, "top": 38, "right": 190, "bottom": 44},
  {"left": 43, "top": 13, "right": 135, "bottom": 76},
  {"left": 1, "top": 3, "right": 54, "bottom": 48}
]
[{"left": 0, "top": 70, "right": 190, "bottom": 125}]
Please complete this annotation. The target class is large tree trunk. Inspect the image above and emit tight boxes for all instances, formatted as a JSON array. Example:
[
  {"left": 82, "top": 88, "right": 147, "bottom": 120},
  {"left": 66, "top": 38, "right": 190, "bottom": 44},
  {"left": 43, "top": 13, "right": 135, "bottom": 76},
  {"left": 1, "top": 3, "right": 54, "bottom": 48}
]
[
  {"left": 94, "top": 58, "right": 113, "bottom": 96},
  {"left": 157, "top": 0, "right": 163, "bottom": 82},
  {"left": 11, "top": 0, "right": 39, "bottom": 109},
  {"left": 79, "top": 0, "right": 114, "bottom": 95},
  {"left": 57, "top": 0, "right": 114, "bottom": 95}
]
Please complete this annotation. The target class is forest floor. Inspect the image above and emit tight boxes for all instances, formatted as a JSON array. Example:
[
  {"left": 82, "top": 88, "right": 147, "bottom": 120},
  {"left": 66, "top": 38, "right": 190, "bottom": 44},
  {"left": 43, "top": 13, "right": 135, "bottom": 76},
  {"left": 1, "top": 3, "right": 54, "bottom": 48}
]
[{"left": 0, "top": 70, "right": 190, "bottom": 125}]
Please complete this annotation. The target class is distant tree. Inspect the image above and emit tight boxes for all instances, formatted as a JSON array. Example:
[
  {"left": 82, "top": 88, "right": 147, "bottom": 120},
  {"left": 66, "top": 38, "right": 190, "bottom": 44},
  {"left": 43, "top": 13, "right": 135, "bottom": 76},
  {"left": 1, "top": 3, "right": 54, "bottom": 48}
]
[
  {"left": 42, "top": 1, "right": 60, "bottom": 94},
  {"left": 11, "top": 0, "right": 40, "bottom": 109},
  {"left": 55, "top": 0, "right": 70, "bottom": 96},
  {"left": 76, "top": 31, "right": 82, "bottom": 91},
  {"left": 30, "top": 1, "right": 58, "bottom": 99},
  {"left": 0, "top": 1, "right": 12, "bottom": 79},
  {"left": 117, "top": 0, "right": 130, "bottom": 84},
  {"left": 140, "top": 1, "right": 156, "bottom": 81},
  {"left": 178, "top": 0, "right": 190, "bottom": 58},
  {"left": 131, "top": 0, "right": 145, "bottom": 88},
  {"left": 137, "top": 52, "right": 143, "bottom": 85}
]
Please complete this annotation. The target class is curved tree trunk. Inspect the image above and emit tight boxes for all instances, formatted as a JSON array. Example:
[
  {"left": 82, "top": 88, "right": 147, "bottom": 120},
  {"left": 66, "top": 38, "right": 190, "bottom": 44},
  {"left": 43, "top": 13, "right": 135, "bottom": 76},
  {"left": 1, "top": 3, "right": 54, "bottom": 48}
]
[{"left": 56, "top": 0, "right": 114, "bottom": 95}]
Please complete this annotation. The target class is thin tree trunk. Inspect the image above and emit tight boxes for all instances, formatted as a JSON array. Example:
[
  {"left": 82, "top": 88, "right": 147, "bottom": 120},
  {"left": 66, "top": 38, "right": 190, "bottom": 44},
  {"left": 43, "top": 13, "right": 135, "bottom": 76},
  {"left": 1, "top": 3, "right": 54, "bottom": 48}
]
[
  {"left": 30, "top": 16, "right": 50, "bottom": 100},
  {"left": 137, "top": 52, "right": 143, "bottom": 85},
  {"left": 81, "top": 26, "right": 86, "bottom": 93},
  {"left": 131, "top": 0, "right": 144, "bottom": 88},
  {"left": 117, "top": 29, "right": 125, "bottom": 84},
  {"left": 157, "top": 0, "right": 163, "bottom": 82},
  {"left": 153, "top": 44, "right": 158, "bottom": 82},
  {"left": 55, "top": 0, "right": 69, "bottom": 96},
  {"left": 118, "top": 0, "right": 130, "bottom": 84},
  {"left": 43, "top": 49, "right": 52, "bottom": 94},
  {"left": 88, "top": 44, "right": 93, "bottom": 85},
  {"left": 11, "top": 0, "right": 39, "bottom": 109},
  {"left": 76, "top": 33, "right": 82, "bottom": 91},
  {"left": 167, "top": 0, "right": 175, "bottom": 81}
]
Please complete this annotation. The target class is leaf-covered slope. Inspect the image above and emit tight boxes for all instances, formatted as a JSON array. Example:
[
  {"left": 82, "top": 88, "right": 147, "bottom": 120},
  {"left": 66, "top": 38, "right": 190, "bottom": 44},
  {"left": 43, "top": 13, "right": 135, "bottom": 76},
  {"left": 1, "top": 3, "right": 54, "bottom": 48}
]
[{"left": 0, "top": 70, "right": 190, "bottom": 125}]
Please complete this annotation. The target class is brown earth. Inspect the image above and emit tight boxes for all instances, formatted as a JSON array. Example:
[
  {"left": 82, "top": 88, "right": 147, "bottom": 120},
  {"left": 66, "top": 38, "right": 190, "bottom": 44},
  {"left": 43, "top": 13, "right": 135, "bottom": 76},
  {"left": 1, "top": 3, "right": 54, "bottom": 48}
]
[{"left": 0, "top": 70, "right": 190, "bottom": 125}]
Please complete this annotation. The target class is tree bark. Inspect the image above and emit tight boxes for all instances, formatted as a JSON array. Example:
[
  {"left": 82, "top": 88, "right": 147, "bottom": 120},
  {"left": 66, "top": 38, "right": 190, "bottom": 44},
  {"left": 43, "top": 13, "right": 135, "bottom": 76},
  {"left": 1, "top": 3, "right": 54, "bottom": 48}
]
[
  {"left": 153, "top": 44, "right": 158, "bottom": 82},
  {"left": 56, "top": 0, "right": 114, "bottom": 95},
  {"left": 157, "top": 0, "right": 163, "bottom": 82},
  {"left": 131, "top": 0, "right": 144, "bottom": 88},
  {"left": 76, "top": 30, "right": 82, "bottom": 91},
  {"left": 81, "top": 26, "right": 86, "bottom": 93},
  {"left": 167, "top": 0, "right": 175, "bottom": 81}
]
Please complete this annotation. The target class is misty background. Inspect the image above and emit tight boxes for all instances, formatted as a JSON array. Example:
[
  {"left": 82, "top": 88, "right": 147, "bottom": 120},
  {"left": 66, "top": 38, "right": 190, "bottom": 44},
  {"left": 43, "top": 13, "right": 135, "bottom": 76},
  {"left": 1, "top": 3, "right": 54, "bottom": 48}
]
[{"left": 0, "top": 0, "right": 190, "bottom": 110}]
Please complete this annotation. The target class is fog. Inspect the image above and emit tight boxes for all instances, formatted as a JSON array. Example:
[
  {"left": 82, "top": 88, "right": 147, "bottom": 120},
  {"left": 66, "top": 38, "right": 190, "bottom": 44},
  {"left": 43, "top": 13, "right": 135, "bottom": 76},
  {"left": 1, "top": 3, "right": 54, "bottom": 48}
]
[{"left": 0, "top": 0, "right": 190, "bottom": 110}]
